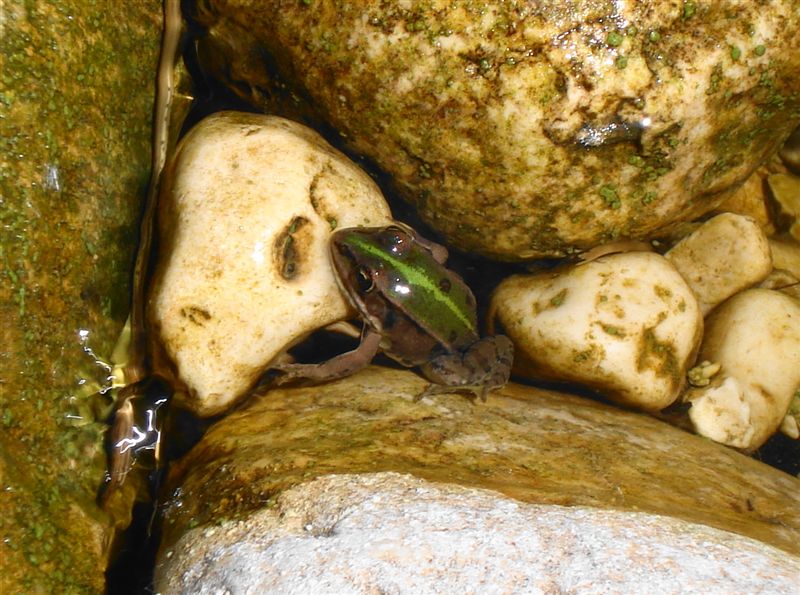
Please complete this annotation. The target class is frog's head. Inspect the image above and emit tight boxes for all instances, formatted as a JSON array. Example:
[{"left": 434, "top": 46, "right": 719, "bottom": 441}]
[{"left": 329, "top": 225, "right": 477, "bottom": 346}]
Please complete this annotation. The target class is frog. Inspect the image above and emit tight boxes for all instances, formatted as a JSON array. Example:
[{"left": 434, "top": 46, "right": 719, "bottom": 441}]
[{"left": 271, "top": 224, "right": 514, "bottom": 400}]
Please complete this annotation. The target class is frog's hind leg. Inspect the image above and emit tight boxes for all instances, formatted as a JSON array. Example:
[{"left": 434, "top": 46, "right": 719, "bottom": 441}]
[{"left": 418, "top": 335, "right": 515, "bottom": 402}]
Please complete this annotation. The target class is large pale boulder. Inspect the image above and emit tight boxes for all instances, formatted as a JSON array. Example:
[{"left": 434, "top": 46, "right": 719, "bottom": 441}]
[
  {"left": 149, "top": 111, "right": 393, "bottom": 416},
  {"left": 190, "top": 0, "right": 800, "bottom": 259}
]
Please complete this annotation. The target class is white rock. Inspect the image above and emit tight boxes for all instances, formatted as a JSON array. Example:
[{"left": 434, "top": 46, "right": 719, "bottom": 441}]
[
  {"left": 686, "top": 288, "right": 800, "bottom": 450},
  {"left": 490, "top": 252, "right": 702, "bottom": 411},
  {"left": 665, "top": 212, "right": 772, "bottom": 315},
  {"left": 155, "top": 473, "right": 800, "bottom": 594},
  {"left": 150, "top": 112, "right": 392, "bottom": 416}
]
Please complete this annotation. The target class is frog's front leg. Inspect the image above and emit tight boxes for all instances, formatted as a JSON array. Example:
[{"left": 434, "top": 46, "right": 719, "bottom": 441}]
[
  {"left": 270, "top": 327, "right": 382, "bottom": 385},
  {"left": 418, "top": 335, "right": 514, "bottom": 401}
]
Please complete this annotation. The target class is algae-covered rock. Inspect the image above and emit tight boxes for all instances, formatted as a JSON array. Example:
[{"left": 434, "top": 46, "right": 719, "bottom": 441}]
[
  {"left": 489, "top": 252, "right": 703, "bottom": 411},
  {"left": 190, "top": 0, "right": 800, "bottom": 259},
  {"left": 157, "top": 473, "right": 800, "bottom": 593},
  {"left": 0, "top": 2, "right": 160, "bottom": 591}
]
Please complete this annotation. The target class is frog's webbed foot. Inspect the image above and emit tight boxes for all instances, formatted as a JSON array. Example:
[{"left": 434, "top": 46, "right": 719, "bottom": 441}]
[
  {"left": 267, "top": 328, "right": 382, "bottom": 387},
  {"left": 98, "top": 376, "right": 171, "bottom": 508},
  {"left": 417, "top": 335, "right": 514, "bottom": 402}
]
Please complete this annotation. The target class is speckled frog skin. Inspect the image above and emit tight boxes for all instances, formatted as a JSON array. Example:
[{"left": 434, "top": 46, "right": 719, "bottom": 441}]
[
  {"left": 192, "top": 0, "right": 800, "bottom": 259},
  {"left": 273, "top": 225, "right": 513, "bottom": 399}
]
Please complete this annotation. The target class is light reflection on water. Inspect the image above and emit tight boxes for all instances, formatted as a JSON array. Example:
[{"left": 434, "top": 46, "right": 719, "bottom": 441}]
[
  {"left": 68, "top": 327, "right": 118, "bottom": 425},
  {"left": 43, "top": 163, "right": 61, "bottom": 193}
]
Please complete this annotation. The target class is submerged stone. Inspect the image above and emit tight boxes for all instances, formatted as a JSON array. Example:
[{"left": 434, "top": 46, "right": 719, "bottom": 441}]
[
  {"left": 156, "top": 472, "right": 800, "bottom": 593},
  {"left": 157, "top": 366, "right": 800, "bottom": 571}
]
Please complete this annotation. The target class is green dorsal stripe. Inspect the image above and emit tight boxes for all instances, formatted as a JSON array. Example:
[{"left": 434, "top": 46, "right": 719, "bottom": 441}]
[{"left": 348, "top": 234, "right": 476, "bottom": 332}]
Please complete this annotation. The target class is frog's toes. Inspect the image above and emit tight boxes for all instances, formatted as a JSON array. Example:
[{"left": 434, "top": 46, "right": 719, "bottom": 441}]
[
  {"left": 424, "top": 335, "right": 514, "bottom": 391},
  {"left": 264, "top": 364, "right": 308, "bottom": 386}
]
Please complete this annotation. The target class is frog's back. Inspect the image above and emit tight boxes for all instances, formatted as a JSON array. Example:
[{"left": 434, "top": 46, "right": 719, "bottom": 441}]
[{"left": 333, "top": 226, "right": 479, "bottom": 351}]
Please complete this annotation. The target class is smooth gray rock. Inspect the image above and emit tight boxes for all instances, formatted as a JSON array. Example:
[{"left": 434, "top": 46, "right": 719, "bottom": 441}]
[{"left": 156, "top": 473, "right": 800, "bottom": 594}]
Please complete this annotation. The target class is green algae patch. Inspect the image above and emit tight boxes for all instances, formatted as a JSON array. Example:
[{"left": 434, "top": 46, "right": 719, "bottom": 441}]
[{"left": 0, "top": 2, "right": 160, "bottom": 591}]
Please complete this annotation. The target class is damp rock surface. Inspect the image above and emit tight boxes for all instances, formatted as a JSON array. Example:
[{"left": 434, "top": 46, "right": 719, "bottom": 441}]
[
  {"left": 192, "top": 0, "right": 800, "bottom": 259},
  {"left": 0, "top": 2, "right": 161, "bottom": 591},
  {"left": 158, "top": 367, "right": 800, "bottom": 561}
]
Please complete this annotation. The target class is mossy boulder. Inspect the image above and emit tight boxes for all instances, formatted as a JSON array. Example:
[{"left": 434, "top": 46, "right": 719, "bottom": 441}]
[
  {"left": 0, "top": 2, "right": 160, "bottom": 591},
  {"left": 192, "top": 0, "right": 800, "bottom": 259}
]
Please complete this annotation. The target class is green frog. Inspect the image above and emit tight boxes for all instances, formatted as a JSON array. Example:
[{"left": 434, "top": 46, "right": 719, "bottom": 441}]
[{"left": 272, "top": 224, "right": 514, "bottom": 400}]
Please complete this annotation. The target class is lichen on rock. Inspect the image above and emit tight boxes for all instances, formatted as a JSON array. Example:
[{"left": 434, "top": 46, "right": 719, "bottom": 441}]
[{"left": 189, "top": 0, "right": 800, "bottom": 259}]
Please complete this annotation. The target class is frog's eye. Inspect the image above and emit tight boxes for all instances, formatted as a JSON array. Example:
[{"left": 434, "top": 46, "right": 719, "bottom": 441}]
[
  {"left": 381, "top": 228, "right": 403, "bottom": 245},
  {"left": 356, "top": 267, "right": 374, "bottom": 293}
]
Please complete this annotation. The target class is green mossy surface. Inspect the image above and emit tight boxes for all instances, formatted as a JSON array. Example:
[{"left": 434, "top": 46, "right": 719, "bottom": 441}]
[
  {"left": 194, "top": 0, "right": 800, "bottom": 259},
  {"left": 0, "top": 2, "right": 160, "bottom": 591}
]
